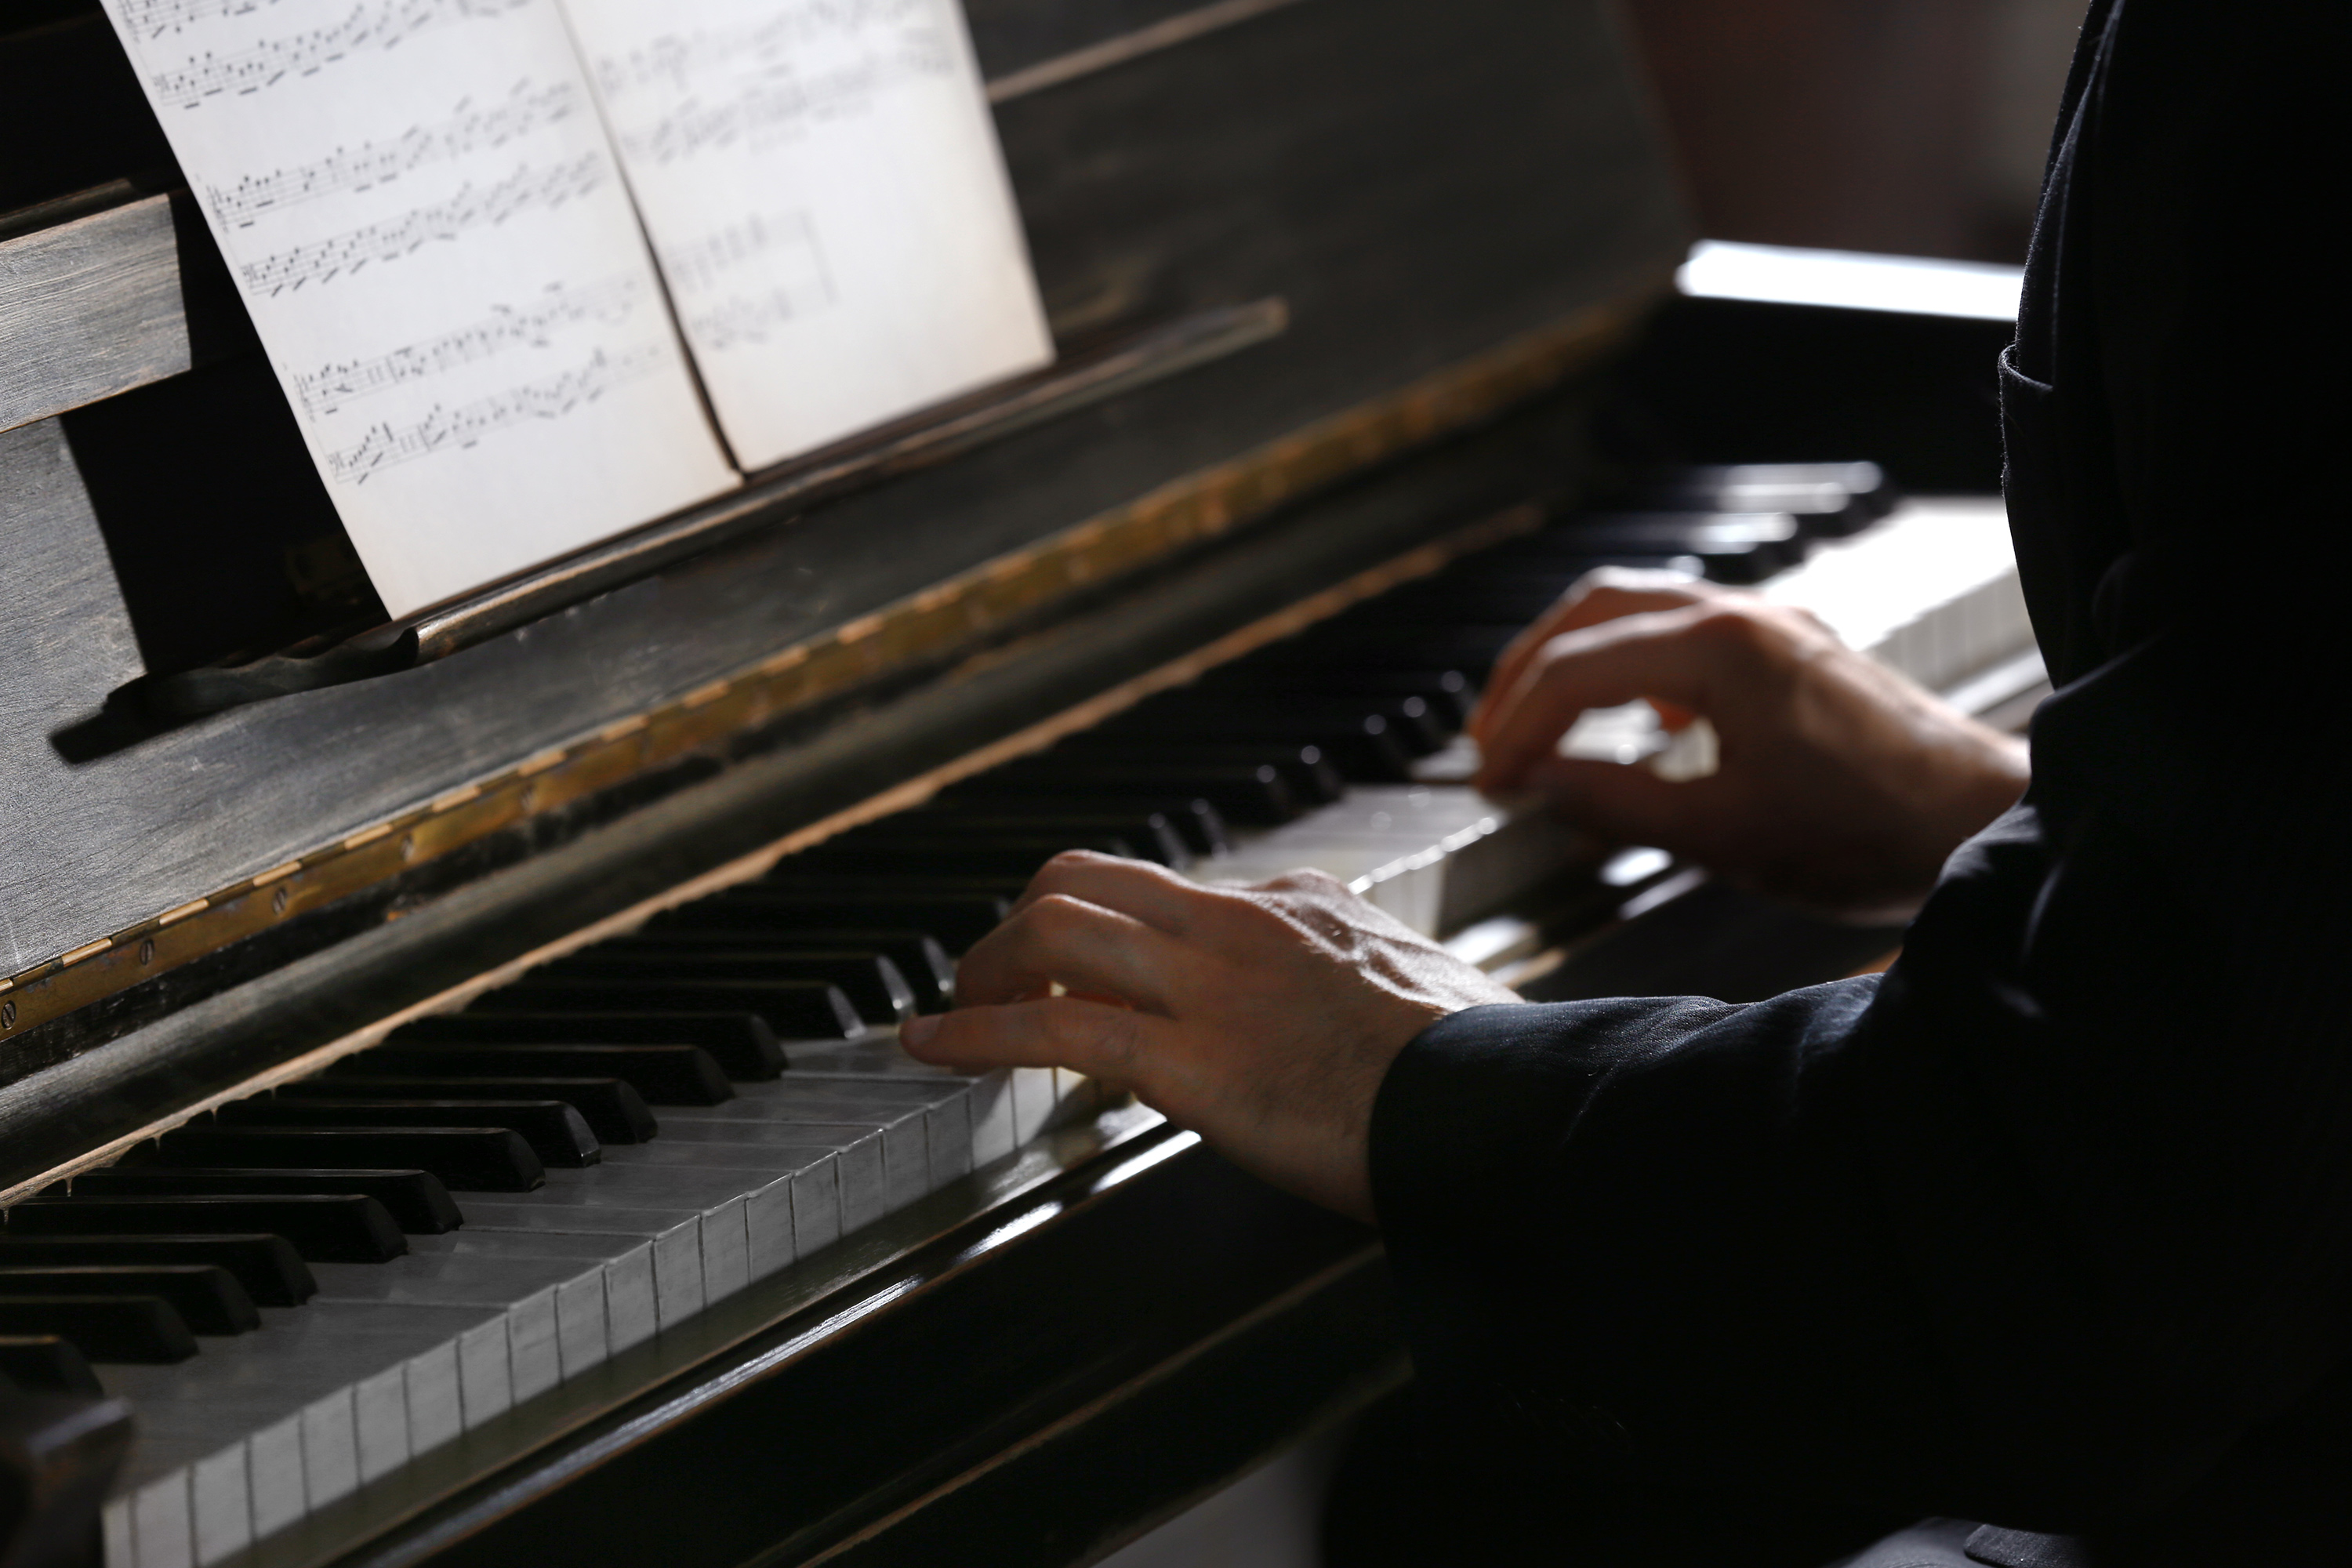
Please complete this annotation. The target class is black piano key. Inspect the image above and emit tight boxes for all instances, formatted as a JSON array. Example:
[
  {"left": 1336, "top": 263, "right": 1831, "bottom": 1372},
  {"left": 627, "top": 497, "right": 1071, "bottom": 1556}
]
[
  {"left": 1197, "top": 670, "right": 1477, "bottom": 728},
  {"left": 140, "top": 1126, "right": 545, "bottom": 1195},
  {"left": 64, "top": 1167, "right": 463, "bottom": 1234},
  {"left": 962, "top": 765, "right": 1296, "bottom": 827},
  {"left": 1109, "top": 698, "right": 1450, "bottom": 761},
  {"left": 554, "top": 950, "right": 916, "bottom": 1026},
  {"left": 677, "top": 890, "right": 1012, "bottom": 949},
  {"left": 284, "top": 1076, "right": 658, "bottom": 1143},
  {"left": 0, "top": 1297, "right": 196, "bottom": 1364},
  {"left": 926, "top": 794, "right": 1232, "bottom": 856},
  {"left": 0, "top": 1266, "right": 258, "bottom": 1335},
  {"left": 1241, "top": 626, "right": 1521, "bottom": 675},
  {"left": 216, "top": 1099, "right": 600, "bottom": 1169},
  {"left": 477, "top": 980, "right": 861, "bottom": 1042},
  {"left": 784, "top": 837, "right": 1138, "bottom": 880},
  {"left": 342, "top": 1044, "right": 735, "bottom": 1104},
  {"left": 882, "top": 812, "right": 1192, "bottom": 868},
  {"left": 0, "top": 1335, "right": 103, "bottom": 1396},
  {"left": 394, "top": 1011, "right": 781, "bottom": 1080},
  {"left": 1031, "top": 742, "right": 1346, "bottom": 804},
  {"left": 8, "top": 1194, "right": 407, "bottom": 1263},
  {"left": 0, "top": 1236, "right": 315, "bottom": 1306},
  {"left": 607, "top": 929, "right": 957, "bottom": 1011}
]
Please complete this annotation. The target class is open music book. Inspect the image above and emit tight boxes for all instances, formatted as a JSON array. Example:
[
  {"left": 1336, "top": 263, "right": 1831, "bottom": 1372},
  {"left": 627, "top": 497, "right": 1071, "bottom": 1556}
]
[{"left": 97, "top": 0, "right": 1051, "bottom": 618}]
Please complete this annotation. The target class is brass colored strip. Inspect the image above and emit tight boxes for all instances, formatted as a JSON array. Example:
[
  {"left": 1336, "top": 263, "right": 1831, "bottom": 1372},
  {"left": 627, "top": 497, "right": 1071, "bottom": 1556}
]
[{"left": 0, "top": 294, "right": 1646, "bottom": 1050}]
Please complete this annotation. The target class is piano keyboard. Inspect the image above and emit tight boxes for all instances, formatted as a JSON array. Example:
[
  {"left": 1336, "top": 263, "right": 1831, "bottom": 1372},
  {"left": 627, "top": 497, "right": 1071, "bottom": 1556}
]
[{"left": 1, "top": 468, "right": 2037, "bottom": 1568}]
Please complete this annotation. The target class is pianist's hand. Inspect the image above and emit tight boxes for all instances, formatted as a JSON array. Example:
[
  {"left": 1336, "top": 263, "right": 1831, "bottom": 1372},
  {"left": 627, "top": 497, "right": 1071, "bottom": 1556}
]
[
  {"left": 898, "top": 851, "right": 1517, "bottom": 1221},
  {"left": 1471, "top": 568, "right": 2030, "bottom": 916}
]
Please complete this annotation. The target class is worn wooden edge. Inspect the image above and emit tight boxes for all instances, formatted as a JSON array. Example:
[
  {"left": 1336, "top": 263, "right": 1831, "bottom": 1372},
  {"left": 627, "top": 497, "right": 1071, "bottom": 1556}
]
[
  {"left": 0, "top": 292, "right": 1646, "bottom": 1076},
  {"left": 0, "top": 186, "right": 190, "bottom": 435}
]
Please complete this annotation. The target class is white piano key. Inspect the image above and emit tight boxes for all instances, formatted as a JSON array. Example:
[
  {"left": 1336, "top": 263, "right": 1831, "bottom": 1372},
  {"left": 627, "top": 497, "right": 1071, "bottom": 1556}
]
[
  {"left": 602, "top": 1242, "right": 659, "bottom": 1350},
  {"left": 604, "top": 1135, "right": 882, "bottom": 1238},
  {"left": 249, "top": 1414, "right": 307, "bottom": 1538},
  {"left": 1011, "top": 1066, "right": 1057, "bottom": 1144},
  {"left": 964, "top": 1073, "right": 1017, "bottom": 1165},
  {"left": 407, "top": 1231, "right": 659, "bottom": 1359},
  {"left": 132, "top": 1469, "right": 192, "bottom": 1568},
  {"left": 745, "top": 1176, "right": 797, "bottom": 1279},
  {"left": 506, "top": 1286, "right": 561, "bottom": 1401},
  {"left": 457, "top": 1318, "right": 514, "bottom": 1424},
  {"left": 789, "top": 1159, "right": 841, "bottom": 1254},
  {"left": 104, "top": 1495, "right": 134, "bottom": 1568},
  {"left": 460, "top": 1207, "right": 706, "bottom": 1329},
  {"left": 353, "top": 1363, "right": 408, "bottom": 1483},
  {"left": 662, "top": 1112, "right": 925, "bottom": 1214},
  {"left": 299, "top": 1388, "right": 358, "bottom": 1508},
  {"left": 405, "top": 1339, "right": 463, "bottom": 1456},
  {"left": 554, "top": 1271, "right": 608, "bottom": 1377},
  {"left": 700, "top": 1192, "right": 750, "bottom": 1303},
  {"left": 189, "top": 1443, "right": 252, "bottom": 1564}
]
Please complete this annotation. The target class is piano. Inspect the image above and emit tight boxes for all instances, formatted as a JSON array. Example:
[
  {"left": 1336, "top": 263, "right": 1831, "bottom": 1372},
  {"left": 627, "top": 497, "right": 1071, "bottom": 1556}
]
[{"left": 0, "top": 2, "right": 2034, "bottom": 1565}]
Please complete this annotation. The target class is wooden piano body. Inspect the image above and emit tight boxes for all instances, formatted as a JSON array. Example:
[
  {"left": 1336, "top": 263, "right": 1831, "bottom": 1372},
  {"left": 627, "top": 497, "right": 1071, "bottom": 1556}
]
[{"left": 0, "top": 2, "right": 2024, "bottom": 1564}]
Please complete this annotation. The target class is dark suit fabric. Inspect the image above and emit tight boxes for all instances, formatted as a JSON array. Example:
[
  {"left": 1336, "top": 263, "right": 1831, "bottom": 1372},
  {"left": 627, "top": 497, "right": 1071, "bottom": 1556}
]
[{"left": 1368, "top": 2, "right": 2350, "bottom": 1563}]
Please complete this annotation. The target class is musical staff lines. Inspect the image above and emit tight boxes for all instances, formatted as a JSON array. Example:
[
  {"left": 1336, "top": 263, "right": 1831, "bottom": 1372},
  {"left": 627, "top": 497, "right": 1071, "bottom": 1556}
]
[
  {"left": 590, "top": 0, "right": 935, "bottom": 100},
  {"left": 292, "top": 274, "right": 644, "bottom": 417},
  {"left": 658, "top": 210, "right": 828, "bottom": 298},
  {"left": 324, "top": 343, "right": 665, "bottom": 481},
  {"left": 118, "top": 0, "right": 291, "bottom": 36},
  {"left": 615, "top": 45, "right": 947, "bottom": 164},
  {"left": 238, "top": 153, "right": 608, "bottom": 293},
  {"left": 144, "top": 0, "right": 531, "bottom": 107},
  {"left": 207, "top": 82, "right": 579, "bottom": 224},
  {"left": 683, "top": 284, "right": 836, "bottom": 351}
]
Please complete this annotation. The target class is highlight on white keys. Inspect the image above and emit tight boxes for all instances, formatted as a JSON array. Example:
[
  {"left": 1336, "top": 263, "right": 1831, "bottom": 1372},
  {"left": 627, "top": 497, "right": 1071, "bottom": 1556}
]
[
  {"left": 1556, "top": 702, "right": 1722, "bottom": 782},
  {"left": 1677, "top": 239, "right": 2024, "bottom": 322}
]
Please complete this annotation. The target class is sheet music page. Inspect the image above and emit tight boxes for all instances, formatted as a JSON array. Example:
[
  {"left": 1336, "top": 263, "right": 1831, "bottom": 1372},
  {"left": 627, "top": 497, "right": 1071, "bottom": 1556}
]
[
  {"left": 562, "top": 0, "right": 1054, "bottom": 472},
  {"left": 96, "top": 0, "right": 742, "bottom": 617}
]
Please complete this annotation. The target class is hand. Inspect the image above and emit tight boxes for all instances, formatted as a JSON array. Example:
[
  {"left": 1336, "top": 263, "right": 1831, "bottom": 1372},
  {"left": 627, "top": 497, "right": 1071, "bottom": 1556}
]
[
  {"left": 1470, "top": 568, "right": 2031, "bottom": 916},
  {"left": 899, "top": 852, "right": 1519, "bottom": 1221}
]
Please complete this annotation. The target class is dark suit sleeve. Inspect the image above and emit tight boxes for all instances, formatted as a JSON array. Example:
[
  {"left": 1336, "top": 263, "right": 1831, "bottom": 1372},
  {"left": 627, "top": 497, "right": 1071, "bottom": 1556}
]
[{"left": 1369, "top": 0, "right": 2352, "bottom": 1538}]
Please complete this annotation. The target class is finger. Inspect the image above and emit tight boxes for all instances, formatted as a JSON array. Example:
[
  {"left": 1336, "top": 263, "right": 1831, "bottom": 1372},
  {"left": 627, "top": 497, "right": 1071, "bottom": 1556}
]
[
  {"left": 1009, "top": 849, "right": 1204, "bottom": 935},
  {"left": 1474, "top": 608, "right": 1725, "bottom": 794},
  {"left": 956, "top": 891, "right": 1190, "bottom": 1013},
  {"left": 901, "top": 995, "right": 1173, "bottom": 1086},
  {"left": 1472, "top": 570, "right": 1713, "bottom": 742}
]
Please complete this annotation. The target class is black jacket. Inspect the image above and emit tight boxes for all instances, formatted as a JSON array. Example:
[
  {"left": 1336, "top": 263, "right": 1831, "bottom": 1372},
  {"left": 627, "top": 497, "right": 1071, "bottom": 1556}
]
[{"left": 1370, "top": 3, "right": 2351, "bottom": 1561}]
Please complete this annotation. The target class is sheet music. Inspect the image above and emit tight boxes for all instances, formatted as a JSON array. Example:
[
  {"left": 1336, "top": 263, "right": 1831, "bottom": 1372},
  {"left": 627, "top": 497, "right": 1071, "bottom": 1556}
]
[
  {"left": 564, "top": 0, "right": 1054, "bottom": 471},
  {"left": 98, "top": 0, "right": 741, "bottom": 616}
]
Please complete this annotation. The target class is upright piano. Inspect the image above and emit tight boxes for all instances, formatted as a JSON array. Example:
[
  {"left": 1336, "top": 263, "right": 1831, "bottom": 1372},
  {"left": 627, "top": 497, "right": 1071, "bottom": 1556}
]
[{"left": 0, "top": 2, "right": 2032, "bottom": 1564}]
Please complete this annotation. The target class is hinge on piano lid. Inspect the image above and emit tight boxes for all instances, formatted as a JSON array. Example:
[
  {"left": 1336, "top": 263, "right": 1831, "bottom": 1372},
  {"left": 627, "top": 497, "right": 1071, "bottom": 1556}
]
[{"left": 118, "top": 301, "right": 1293, "bottom": 722}]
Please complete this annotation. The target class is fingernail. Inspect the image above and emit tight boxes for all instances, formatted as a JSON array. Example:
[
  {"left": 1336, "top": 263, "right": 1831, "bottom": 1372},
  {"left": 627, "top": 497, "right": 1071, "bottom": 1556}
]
[{"left": 900, "top": 1014, "right": 941, "bottom": 1051}]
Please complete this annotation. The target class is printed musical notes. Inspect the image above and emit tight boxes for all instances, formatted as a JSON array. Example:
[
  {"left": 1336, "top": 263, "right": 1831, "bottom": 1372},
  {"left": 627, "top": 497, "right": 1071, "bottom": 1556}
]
[
  {"left": 143, "top": 0, "right": 532, "bottom": 107},
  {"left": 292, "top": 274, "right": 644, "bottom": 416},
  {"left": 564, "top": 0, "right": 1050, "bottom": 470},
  {"left": 207, "top": 81, "right": 580, "bottom": 223},
  {"left": 325, "top": 345, "right": 664, "bottom": 480},
  {"left": 95, "top": 0, "right": 1051, "bottom": 615},
  {"left": 238, "top": 154, "right": 609, "bottom": 292},
  {"left": 98, "top": 0, "right": 738, "bottom": 615}
]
